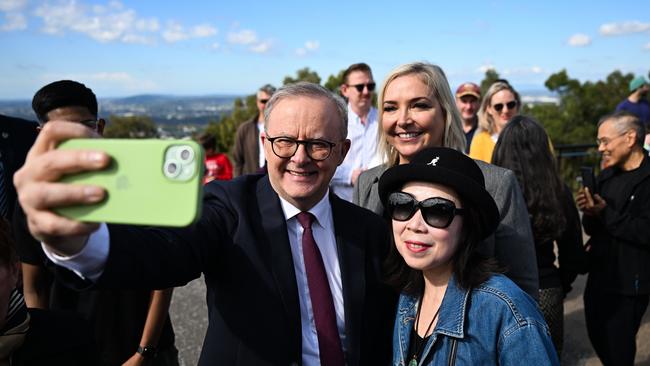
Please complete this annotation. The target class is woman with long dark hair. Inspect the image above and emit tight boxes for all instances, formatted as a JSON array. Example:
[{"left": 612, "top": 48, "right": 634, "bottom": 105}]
[
  {"left": 492, "top": 115, "right": 587, "bottom": 356},
  {"left": 380, "top": 146, "right": 558, "bottom": 365}
]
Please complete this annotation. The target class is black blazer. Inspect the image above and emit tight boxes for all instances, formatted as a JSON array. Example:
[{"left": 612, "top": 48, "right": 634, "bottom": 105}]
[
  {"left": 62, "top": 174, "right": 395, "bottom": 365},
  {"left": 0, "top": 114, "right": 38, "bottom": 222}
]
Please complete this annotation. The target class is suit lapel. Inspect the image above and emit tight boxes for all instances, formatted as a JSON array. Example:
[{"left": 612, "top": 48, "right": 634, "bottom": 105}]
[
  {"left": 256, "top": 176, "right": 301, "bottom": 359},
  {"left": 330, "top": 194, "right": 365, "bottom": 366}
]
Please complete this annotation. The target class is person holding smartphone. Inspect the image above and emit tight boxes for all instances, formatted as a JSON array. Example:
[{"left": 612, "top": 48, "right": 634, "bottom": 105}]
[{"left": 576, "top": 111, "right": 650, "bottom": 366}]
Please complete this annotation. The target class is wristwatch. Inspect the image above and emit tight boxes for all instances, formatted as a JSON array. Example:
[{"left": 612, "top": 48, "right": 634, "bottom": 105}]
[{"left": 137, "top": 345, "right": 157, "bottom": 358}]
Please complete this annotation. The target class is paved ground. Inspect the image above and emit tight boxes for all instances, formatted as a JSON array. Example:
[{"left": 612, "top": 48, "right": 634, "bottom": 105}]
[{"left": 170, "top": 274, "right": 650, "bottom": 366}]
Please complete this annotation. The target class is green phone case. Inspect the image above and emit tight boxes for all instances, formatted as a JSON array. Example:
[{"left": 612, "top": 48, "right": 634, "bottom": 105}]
[{"left": 55, "top": 139, "right": 204, "bottom": 227}]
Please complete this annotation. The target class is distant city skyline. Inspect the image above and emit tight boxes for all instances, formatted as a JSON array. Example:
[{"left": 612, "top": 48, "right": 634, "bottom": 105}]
[{"left": 1, "top": 0, "right": 648, "bottom": 99}]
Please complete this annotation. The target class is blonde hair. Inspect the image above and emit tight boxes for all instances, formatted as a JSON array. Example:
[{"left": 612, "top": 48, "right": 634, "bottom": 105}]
[
  {"left": 377, "top": 62, "right": 466, "bottom": 166},
  {"left": 477, "top": 81, "right": 521, "bottom": 135}
]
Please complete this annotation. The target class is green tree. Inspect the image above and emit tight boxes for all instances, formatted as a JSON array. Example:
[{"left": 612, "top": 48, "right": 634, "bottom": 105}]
[
  {"left": 480, "top": 69, "right": 501, "bottom": 96},
  {"left": 103, "top": 115, "right": 158, "bottom": 138},
  {"left": 324, "top": 69, "right": 345, "bottom": 93},
  {"left": 283, "top": 67, "right": 321, "bottom": 85}
]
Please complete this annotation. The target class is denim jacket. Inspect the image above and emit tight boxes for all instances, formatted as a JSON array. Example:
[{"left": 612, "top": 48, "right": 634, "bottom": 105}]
[{"left": 393, "top": 274, "right": 559, "bottom": 365}]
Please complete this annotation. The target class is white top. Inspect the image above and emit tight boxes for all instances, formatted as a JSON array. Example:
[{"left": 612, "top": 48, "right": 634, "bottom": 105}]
[
  {"left": 43, "top": 190, "right": 346, "bottom": 366},
  {"left": 330, "top": 105, "right": 381, "bottom": 202}
]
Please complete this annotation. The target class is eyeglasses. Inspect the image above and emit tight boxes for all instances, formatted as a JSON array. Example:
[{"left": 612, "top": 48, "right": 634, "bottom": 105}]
[
  {"left": 387, "top": 192, "right": 465, "bottom": 228},
  {"left": 596, "top": 132, "right": 627, "bottom": 147},
  {"left": 492, "top": 101, "right": 517, "bottom": 113},
  {"left": 258, "top": 99, "right": 269, "bottom": 104},
  {"left": 265, "top": 135, "right": 337, "bottom": 161},
  {"left": 78, "top": 119, "right": 99, "bottom": 130},
  {"left": 348, "top": 83, "right": 376, "bottom": 93}
]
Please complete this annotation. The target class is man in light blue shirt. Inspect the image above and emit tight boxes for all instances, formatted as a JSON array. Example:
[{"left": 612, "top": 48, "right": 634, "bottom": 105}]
[{"left": 330, "top": 63, "right": 381, "bottom": 202}]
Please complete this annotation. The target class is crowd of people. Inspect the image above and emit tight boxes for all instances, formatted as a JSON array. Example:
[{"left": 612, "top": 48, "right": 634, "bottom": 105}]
[{"left": 0, "top": 61, "right": 649, "bottom": 365}]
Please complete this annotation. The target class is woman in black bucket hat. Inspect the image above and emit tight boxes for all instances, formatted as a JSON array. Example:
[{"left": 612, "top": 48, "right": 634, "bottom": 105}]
[{"left": 381, "top": 147, "right": 558, "bottom": 366}]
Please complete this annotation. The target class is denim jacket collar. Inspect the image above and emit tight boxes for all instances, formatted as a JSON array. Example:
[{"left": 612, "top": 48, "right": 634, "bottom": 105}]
[{"left": 396, "top": 274, "right": 469, "bottom": 364}]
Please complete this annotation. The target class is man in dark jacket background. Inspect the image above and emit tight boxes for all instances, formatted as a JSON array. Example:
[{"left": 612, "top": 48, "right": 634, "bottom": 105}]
[{"left": 577, "top": 111, "right": 650, "bottom": 366}]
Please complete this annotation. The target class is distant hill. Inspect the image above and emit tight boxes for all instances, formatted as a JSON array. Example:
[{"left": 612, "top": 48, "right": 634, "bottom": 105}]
[{"left": 0, "top": 94, "right": 241, "bottom": 125}]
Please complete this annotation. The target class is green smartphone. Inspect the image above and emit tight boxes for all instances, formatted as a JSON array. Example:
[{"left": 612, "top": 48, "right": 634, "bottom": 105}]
[{"left": 55, "top": 139, "right": 204, "bottom": 227}]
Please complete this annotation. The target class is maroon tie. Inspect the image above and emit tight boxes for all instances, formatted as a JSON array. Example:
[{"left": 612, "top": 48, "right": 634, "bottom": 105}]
[{"left": 296, "top": 212, "right": 345, "bottom": 366}]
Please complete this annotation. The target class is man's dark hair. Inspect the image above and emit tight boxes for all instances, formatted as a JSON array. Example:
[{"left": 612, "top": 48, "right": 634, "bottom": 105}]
[
  {"left": 384, "top": 199, "right": 500, "bottom": 294},
  {"left": 32, "top": 80, "right": 98, "bottom": 123},
  {"left": 197, "top": 132, "right": 217, "bottom": 151},
  {"left": 342, "top": 63, "right": 373, "bottom": 85}
]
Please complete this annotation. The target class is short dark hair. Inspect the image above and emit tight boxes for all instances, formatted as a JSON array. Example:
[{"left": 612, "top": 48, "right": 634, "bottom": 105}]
[
  {"left": 342, "top": 63, "right": 373, "bottom": 85},
  {"left": 197, "top": 132, "right": 217, "bottom": 151},
  {"left": 598, "top": 111, "right": 645, "bottom": 148},
  {"left": 384, "top": 199, "right": 500, "bottom": 294},
  {"left": 32, "top": 80, "right": 98, "bottom": 123},
  {"left": 258, "top": 84, "right": 277, "bottom": 96},
  {"left": 0, "top": 218, "right": 17, "bottom": 267}
]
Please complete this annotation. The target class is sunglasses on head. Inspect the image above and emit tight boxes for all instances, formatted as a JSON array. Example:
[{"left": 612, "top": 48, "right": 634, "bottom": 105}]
[
  {"left": 387, "top": 192, "right": 465, "bottom": 228},
  {"left": 258, "top": 99, "right": 270, "bottom": 104},
  {"left": 348, "top": 82, "right": 376, "bottom": 93},
  {"left": 492, "top": 100, "right": 517, "bottom": 113}
]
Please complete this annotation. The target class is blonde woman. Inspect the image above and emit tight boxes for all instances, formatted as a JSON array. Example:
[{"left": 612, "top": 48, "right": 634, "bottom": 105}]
[
  {"left": 468, "top": 81, "right": 521, "bottom": 163},
  {"left": 353, "top": 62, "right": 538, "bottom": 299}
]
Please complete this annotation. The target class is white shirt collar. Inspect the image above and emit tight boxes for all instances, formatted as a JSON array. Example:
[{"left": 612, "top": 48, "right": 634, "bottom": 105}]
[
  {"left": 347, "top": 104, "right": 377, "bottom": 125},
  {"left": 279, "top": 190, "right": 332, "bottom": 229}
]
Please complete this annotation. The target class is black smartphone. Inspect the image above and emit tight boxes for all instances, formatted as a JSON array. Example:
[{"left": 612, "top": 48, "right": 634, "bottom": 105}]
[{"left": 580, "top": 166, "right": 597, "bottom": 194}]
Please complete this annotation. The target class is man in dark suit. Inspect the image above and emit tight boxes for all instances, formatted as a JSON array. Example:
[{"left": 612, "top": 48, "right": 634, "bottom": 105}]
[
  {"left": 232, "top": 84, "right": 276, "bottom": 176},
  {"left": 14, "top": 82, "right": 395, "bottom": 365},
  {"left": 0, "top": 114, "right": 38, "bottom": 222}
]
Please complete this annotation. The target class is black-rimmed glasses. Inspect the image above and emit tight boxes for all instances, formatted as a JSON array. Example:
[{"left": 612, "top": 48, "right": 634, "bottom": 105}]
[
  {"left": 348, "top": 83, "right": 376, "bottom": 93},
  {"left": 265, "top": 135, "right": 337, "bottom": 161},
  {"left": 387, "top": 192, "right": 465, "bottom": 228},
  {"left": 492, "top": 101, "right": 517, "bottom": 113}
]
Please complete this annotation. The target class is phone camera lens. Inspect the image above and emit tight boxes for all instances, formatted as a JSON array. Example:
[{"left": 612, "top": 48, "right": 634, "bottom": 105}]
[
  {"left": 164, "top": 160, "right": 181, "bottom": 178},
  {"left": 177, "top": 146, "right": 194, "bottom": 162}
]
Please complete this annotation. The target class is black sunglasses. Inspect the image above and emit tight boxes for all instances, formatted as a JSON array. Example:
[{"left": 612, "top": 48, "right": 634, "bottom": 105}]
[
  {"left": 258, "top": 99, "right": 269, "bottom": 104},
  {"left": 348, "top": 82, "right": 376, "bottom": 93},
  {"left": 492, "top": 100, "right": 517, "bottom": 113},
  {"left": 387, "top": 192, "right": 465, "bottom": 228}
]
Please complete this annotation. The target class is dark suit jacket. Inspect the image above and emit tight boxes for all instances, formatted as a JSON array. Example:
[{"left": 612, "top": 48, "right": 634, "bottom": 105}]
[
  {"left": 61, "top": 174, "right": 395, "bottom": 365},
  {"left": 232, "top": 115, "right": 262, "bottom": 177},
  {"left": 0, "top": 114, "right": 38, "bottom": 222}
]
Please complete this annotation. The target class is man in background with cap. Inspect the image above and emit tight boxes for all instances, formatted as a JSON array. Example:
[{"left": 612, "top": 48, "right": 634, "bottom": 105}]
[
  {"left": 616, "top": 76, "right": 650, "bottom": 128},
  {"left": 455, "top": 82, "right": 481, "bottom": 153}
]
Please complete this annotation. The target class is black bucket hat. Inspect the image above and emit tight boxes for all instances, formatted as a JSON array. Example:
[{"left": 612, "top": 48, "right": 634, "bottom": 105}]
[{"left": 378, "top": 147, "right": 499, "bottom": 239}]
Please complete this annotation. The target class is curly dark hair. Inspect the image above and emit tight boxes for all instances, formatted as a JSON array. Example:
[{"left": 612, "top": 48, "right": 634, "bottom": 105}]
[{"left": 492, "top": 115, "right": 566, "bottom": 244}]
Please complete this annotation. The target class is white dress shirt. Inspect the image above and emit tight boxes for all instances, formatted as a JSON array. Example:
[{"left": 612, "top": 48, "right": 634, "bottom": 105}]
[
  {"left": 257, "top": 121, "right": 265, "bottom": 169},
  {"left": 44, "top": 191, "right": 346, "bottom": 366},
  {"left": 330, "top": 105, "right": 381, "bottom": 202}
]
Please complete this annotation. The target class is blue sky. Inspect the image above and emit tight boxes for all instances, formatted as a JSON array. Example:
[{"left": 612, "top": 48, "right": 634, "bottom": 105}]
[{"left": 0, "top": 0, "right": 649, "bottom": 99}]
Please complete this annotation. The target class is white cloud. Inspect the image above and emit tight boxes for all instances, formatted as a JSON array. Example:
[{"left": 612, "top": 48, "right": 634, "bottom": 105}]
[
  {"left": 295, "top": 40, "right": 319, "bottom": 56},
  {"left": 32, "top": 1, "right": 216, "bottom": 44},
  {"left": 1, "top": 12, "right": 25, "bottom": 31},
  {"left": 162, "top": 22, "right": 188, "bottom": 42},
  {"left": 644, "top": 43, "right": 650, "bottom": 51},
  {"left": 227, "top": 29, "right": 257, "bottom": 45},
  {"left": 250, "top": 40, "right": 271, "bottom": 53},
  {"left": 192, "top": 24, "right": 217, "bottom": 38},
  {"left": 477, "top": 64, "right": 496, "bottom": 73},
  {"left": 0, "top": 0, "right": 26, "bottom": 12},
  {"left": 305, "top": 40, "right": 319, "bottom": 51},
  {"left": 599, "top": 21, "right": 650, "bottom": 36},
  {"left": 567, "top": 33, "right": 591, "bottom": 47},
  {"left": 209, "top": 42, "right": 220, "bottom": 50}
]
